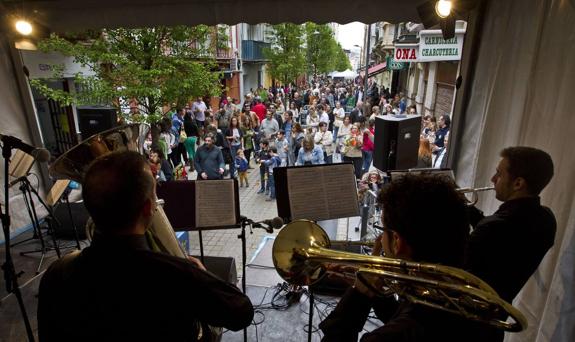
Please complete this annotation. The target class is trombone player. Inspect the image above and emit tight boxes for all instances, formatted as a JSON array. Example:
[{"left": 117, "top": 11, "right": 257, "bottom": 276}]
[
  {"left": 320, "top": 173, "right": 491, "bottom": 341},
  {"left": 465, "top": 147, "right": 556, "bottom": 304}
]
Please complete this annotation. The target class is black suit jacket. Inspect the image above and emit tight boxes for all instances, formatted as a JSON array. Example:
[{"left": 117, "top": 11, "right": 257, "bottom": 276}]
[{"left": 465, "top": 197, "right": 556, "bottom": 303}]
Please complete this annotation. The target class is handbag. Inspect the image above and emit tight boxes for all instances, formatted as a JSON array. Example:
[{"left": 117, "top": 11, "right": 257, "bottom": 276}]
[{"left": 179, "top": 130, "right": 188, "bottom": 143}]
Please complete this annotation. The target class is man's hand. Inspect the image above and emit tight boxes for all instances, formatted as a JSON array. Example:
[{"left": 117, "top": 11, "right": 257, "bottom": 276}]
[
  {"left": 218, "top": 168, "right": 224, "bottom": 174},
  {"left": 372, "top": 233, "right": 385, "bottom": 257},
  {"left": 187, "top": 256, "right": 207, "bottom": 271},
  {"left": 201, "top": 172, "right": 208, "bottom": 179}
]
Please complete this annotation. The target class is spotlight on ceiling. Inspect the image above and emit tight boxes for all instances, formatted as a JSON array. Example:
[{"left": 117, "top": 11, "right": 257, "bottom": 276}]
[
  {"left": 435, "top": 0, "right": 453, "bottom": 18},
  {"left": 15, "top": 19, "right": 33, "bottom": 36}
]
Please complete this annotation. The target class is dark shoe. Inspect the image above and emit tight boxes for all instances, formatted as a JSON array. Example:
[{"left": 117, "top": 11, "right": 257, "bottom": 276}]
[{"left": 257, "top": 189, "right": 265, "bottom": 194}]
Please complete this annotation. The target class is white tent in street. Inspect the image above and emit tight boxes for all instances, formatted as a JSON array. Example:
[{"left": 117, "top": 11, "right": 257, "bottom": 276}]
[{"left": 329, "top": 69, "right": 357, "bottom": 80}]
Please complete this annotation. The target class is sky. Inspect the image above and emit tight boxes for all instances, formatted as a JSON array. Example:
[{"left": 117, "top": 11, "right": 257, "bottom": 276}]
[{"left": 336, "top": 22, "right": 365, "bottom": 51}]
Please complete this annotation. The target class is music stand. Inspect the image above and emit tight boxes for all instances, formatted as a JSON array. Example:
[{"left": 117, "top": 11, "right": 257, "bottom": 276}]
[
  {"left": 274, "top": 163, "right": 360, "bottom": 342},
  {"left": 7, "top": 150, "right": 63, "bottom": 274},
  {"left": 156, "top": 178, "right": 250, "bottom": 342},
  {"left": 155, "top": 179, "right": 241, "bottom": 261},
  {"left": 45, "top": 179, "right": 82, "bottom": 250}
]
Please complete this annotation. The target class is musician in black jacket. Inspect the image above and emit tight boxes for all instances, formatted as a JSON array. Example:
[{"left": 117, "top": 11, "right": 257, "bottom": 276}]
[
  {"left": 465, "top": 146, "right": 556, "bottom": 304},
  {"left": 38, "top": 151, "right": 253, "bottom": 341},
  {"left": 320, "top": 174, "right": 492, "bottom": 341}
]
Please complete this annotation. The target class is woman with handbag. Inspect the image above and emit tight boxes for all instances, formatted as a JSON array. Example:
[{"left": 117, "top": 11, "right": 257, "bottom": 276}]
[
  {"left": 314, "top": 122, "right": 334, "bottom": 164},
  {"left": 342, "top": 123, "right": 364, "bottom": 179},
  {"left": 337, "top": 115, "right": 352, "bottom": 157},
  {"left": 332, "top": 101, "right": 346, "bottom": 143},
  {"left": 224, "top": 116, "right": 243, "bottom": 179}
]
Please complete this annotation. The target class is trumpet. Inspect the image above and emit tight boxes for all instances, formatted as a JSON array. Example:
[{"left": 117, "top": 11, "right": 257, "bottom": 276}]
[
  {"left": 457, "top": 186, "right": 495, "bottom": 205},
  {"left": 272, "top": 219, "right": 527, "bottom": 332}
]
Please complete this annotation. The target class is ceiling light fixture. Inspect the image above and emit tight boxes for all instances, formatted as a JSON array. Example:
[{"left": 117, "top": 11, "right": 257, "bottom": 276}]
[{"left": 435, "top": 0, "right": 453, "bottom": 18}]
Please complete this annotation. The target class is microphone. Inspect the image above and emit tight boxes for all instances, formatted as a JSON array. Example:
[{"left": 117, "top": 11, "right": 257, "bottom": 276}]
[
  {"left": 241, "top": 216, "right": 284, "bottom": 233},
  {"left": 0, "top": 134, "right": 50, "bottom": 162}
]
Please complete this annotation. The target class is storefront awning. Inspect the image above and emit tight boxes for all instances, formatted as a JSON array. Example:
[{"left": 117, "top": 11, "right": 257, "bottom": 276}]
[{"left": 368, "top": 62, "right": 387, "bottom": 77}]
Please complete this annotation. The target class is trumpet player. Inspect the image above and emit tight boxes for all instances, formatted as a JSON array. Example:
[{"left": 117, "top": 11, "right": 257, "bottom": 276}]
[
  {"left": 320, "top": 173, "right": 489, "bottom": 341},
  {"left": 465, "top": 147, "right": 556, "bottom": 305}
]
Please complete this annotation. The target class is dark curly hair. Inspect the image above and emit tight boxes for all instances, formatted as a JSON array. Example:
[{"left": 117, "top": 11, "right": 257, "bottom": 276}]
[{"left": 377, "top": 173, "right": 469, "bottom": 267}]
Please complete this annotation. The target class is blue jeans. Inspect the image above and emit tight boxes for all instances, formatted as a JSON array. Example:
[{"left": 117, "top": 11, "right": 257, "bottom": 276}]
[
  {"left": 259, "top": 166, "right": 269, "bottom": 192},
  {"left": 332, "top": 126, "right": 339, "bottom": 143},
  {"left": 362, "top": 150, "right": 373, "bottom": 175},
  {"left": 268, "top": 172, "right": 276, "bottom": 199},
  {"left": 230, "top": 145, "right": 240, "bottom": 178}
]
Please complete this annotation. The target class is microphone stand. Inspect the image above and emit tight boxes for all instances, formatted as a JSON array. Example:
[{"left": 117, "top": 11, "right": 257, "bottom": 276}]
[
  {"left": 1, "top": 142, "right": 35, "bottom": 342},
  {"left": 237, "top": 217, "right": 250, "bottom": 342},
  {"left": 237, "top": 216, "right": 274, "bottom": 342}
]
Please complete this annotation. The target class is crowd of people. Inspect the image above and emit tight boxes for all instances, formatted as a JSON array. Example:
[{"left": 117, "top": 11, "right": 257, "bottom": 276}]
[{"left": 148, "top": 76, "right": 452, "bottom": 202}]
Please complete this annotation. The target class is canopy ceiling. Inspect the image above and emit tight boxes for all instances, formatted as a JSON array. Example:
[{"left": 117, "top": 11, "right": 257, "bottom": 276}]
[{"left": 2, "top": 0, "right": 425, "bottom": 32}]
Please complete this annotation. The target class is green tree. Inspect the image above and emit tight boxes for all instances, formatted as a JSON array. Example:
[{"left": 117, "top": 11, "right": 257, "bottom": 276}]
[
  {"left": 334, "top": 43, "right": 353, "bottom": 71},
  {"left": 304, "top": 23, "right": 352, "bottom": 75},
  {"left": 263, "top": 23, "right": 306, "bottom": 84},
  {"left": 30, "top": 26, "right": 222, "bottom": 124},
  {"left": 305, "top": 23, "right": 336, "bottom": 75}
]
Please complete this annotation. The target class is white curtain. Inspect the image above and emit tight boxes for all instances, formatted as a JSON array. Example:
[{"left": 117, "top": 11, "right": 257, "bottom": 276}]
[{"left": 454, "top": 1, "right": 575, "bottom": 341}]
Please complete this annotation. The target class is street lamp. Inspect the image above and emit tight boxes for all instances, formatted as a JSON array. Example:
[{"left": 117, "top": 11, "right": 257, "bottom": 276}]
[
  {"left": 312, "top": 30, "right": 320, "bottom": 81},
  {"left": 363, "top": 24, "right": 371, "bottom": 103}
]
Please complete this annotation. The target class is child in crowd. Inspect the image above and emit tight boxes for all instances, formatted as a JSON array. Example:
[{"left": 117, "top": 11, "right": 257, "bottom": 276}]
[
  {"left": 255, "top": 139, "right": 271, "bottom": 194},
  {"left": 263, "top": 146, "right": 282, "bottom": 201},
  {"left": 274, "top": 129, "right": 289, "bottom": 166},
  {"left": 235, "top": 149, "right": 249, "bottom": 187}
]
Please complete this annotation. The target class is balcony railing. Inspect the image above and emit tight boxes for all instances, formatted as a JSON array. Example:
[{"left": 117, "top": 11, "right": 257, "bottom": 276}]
[{"left": 242, "top": 40, "right": 270, "bottom": 62}]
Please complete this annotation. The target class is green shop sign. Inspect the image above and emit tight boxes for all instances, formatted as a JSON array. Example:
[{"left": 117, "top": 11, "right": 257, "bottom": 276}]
[{"left": 387, "top": 56, "right": 406, "bottom": 70}]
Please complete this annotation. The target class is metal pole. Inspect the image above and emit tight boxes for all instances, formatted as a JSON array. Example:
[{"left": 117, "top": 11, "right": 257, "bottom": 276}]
[{"left": 363, "top": 24, "right": 372, "bottom": 105}]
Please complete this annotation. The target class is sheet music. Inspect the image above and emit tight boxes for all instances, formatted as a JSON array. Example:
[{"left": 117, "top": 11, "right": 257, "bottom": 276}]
[
  {"left": 195, "top": 180, "right": 237, "bottom": 228},
  {"left": 9, "top": 150, "right": 34, "bottom": 179},
  {"left": 287, "top": 164, "right": 359, "bottom": 221},
  {"left": 45, "top": 179, "right": 70, "bottom": 207}
]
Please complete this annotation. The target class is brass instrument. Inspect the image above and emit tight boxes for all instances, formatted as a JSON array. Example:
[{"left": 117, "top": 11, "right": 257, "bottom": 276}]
[
  {"left": 50, "top": 123, "right": 149, "bottom": 183},
  {"left": 49, "top": 124, "right": 187, "bottom": 259},
  {"left": 329, "top": 239, "right": 376, "bottom": 248},
  {"left": 457, "top": 186, "right": 495, "bottom": 205},
  {"left": 272, "top": 220, "right": 527, "bottom": 332}
]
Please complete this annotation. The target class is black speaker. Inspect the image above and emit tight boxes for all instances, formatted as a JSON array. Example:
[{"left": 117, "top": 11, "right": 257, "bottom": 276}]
[
  {"left": 373, "top": 115, "right": 421, "bottom": 172},
  {"left": 77, "top": 107, "right": 117, "bottom": 140},
  {"left": 52, "top": 202, "right": 89, "bottom": 240}
]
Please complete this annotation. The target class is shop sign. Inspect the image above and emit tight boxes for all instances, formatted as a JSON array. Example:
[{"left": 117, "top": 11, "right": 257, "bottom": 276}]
[
  {"left": 393, "top": 44, "right": 419, "bottom": 62},
  {"left": 419, "top": 30, "right": 465, "bottom": 62},
  {"left": 386, "top": 56, "right": 406, "bottom": 70}
]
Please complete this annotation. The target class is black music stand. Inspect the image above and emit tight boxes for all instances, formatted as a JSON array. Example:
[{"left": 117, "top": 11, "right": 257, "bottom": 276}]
[
  {"left": 12, "top": 175, "right": 62, "bottom": 274},
  {"left": 274, "top": 163, "right": 360, "bottom": 342},
  {"left": 155, "top": 179, "right": 241, "bottom": 262},
  {"left": 157, "top": 179, "right": 262, "bottom": 342}
]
